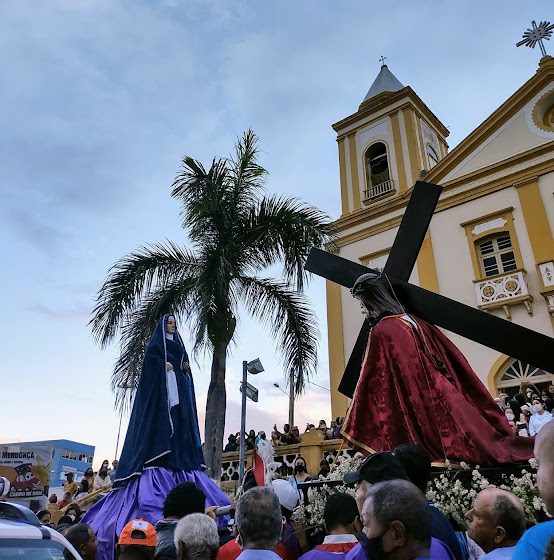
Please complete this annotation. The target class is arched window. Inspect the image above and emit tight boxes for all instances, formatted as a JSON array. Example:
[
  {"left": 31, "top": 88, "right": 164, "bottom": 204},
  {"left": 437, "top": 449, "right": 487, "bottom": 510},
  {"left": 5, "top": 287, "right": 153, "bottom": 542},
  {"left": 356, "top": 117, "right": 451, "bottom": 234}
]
[
  {"left": 427, "top": 144, "right": 439, "bottom": 168},
  {"left": 477, "top": 233, "right": 517, "bottom": 277},
  {"left": 364, "top": 142, "right": 393, "bottom": 201},
  {"left": 496, "top": 359, "right": 552, "bottom": 395}
]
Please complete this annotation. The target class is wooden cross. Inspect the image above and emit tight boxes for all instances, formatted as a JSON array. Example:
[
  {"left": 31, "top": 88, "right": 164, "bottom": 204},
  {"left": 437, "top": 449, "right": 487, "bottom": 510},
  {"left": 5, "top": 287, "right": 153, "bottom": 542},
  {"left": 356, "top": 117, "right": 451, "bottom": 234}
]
[{"left": 306, "top": 181, "right": 554, "bottom": 397}]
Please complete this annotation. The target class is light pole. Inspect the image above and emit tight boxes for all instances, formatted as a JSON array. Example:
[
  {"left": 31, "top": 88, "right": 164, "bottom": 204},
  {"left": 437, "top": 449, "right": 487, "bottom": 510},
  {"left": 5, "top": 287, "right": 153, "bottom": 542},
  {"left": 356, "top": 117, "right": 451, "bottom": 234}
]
[
  {"left": 273, "top": 379, "right": 330, "bottom": 430},
  {"left": 115, "top": 381, "right": 136, "bottom": 460},
  {"left": 239, "top": 358, "right": 264, "bottom": 484}
]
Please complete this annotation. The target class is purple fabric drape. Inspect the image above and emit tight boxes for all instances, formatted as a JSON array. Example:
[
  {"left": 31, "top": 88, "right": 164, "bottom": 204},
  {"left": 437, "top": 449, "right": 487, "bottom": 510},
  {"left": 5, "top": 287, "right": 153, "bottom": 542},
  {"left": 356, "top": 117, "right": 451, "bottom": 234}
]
[{"left": 83, "top": 467, "right": 230, "bottom": 560}]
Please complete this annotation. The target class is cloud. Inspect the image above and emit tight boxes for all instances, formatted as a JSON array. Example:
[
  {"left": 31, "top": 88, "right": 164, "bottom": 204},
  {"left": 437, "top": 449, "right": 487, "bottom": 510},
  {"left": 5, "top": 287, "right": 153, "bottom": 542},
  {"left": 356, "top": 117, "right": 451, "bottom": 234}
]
[
  {"left": 28, "top": 303, "right": 91, "bottom": 321},
  {"left": 4, "top": 207, "right": 71, "bottom": 254}
]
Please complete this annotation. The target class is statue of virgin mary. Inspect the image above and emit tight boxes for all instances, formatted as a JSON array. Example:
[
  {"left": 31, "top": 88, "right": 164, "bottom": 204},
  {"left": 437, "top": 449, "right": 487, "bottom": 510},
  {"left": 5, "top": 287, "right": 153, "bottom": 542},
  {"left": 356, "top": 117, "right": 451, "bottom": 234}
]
[{"left": 83, "top": 314, "right": 230, "bottom": 560}]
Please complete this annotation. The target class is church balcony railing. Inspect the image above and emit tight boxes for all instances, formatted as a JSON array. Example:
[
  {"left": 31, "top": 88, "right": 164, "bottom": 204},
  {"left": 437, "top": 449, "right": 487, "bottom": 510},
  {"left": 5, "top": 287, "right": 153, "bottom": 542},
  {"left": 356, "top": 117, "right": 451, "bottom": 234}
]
[
  {"left": 474, "top": 269, "right": 533, "bottom": 319},
  {"left": 362, "top": 179, "right": 395, "bottom": 204}
]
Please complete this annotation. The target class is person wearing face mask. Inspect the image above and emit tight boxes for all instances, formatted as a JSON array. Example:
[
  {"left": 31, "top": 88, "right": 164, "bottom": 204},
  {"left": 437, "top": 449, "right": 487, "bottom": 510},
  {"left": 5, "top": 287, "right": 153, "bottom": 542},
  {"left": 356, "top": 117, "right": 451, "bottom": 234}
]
[
  {"left": 528, "top": 399, "right": 553, "bottom": 436},
  {"left": 93, "top": 466, "right": 113, "bottom": 491},
  {"left": 362, "top": 480, "right": 453, "bottom": 560},
  {"left": 343, "top": 453, "right": 454, "bottom": 560},
  {"left": 288, "top": 456, "right": 312, "bottom": 490},
  {"left": 361, "top": 480, "right": 454, "bottom": 560},
  {"left": 518, "top": 404, "right": 531, "bottom": 437},
  {"left": 504, "top": 408, "right": 518, "bottom": 435}
]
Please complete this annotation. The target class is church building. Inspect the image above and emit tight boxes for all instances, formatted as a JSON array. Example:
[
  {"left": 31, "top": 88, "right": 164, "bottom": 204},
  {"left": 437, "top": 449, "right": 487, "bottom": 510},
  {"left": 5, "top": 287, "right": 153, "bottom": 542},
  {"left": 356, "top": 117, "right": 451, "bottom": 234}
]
[{"left": 327, "top": 55, "right": 554, "bottom": 419}]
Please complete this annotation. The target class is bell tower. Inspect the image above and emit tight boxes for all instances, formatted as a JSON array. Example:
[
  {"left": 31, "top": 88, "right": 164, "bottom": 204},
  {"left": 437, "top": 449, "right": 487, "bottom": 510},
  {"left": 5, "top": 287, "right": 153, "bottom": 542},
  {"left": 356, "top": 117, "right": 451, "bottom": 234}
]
[
  {"left": 333, "top": 63, "right": 449, "bottom": 215},
  {"left": 327, "top": 63, "right": 450, "bottom": 418}
]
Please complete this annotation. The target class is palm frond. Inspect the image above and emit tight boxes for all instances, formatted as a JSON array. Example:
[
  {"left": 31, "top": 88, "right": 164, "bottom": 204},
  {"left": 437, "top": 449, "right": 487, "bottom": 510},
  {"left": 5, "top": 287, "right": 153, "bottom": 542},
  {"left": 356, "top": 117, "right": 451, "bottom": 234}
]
[
  {"left": 111, "top": 277, "right": 200, "bottom": 411},
  {"left": 91, "top": 242, "right": 201, "bottom": 347},
  {"left": 171, "top": 156, "right": 232, "bottom": 245},
  {"left": 240, "top": 195, "right": 336, "bottom": 290},
  {"left": 229, "top": 129, "right": 266, "bottom": 213},
  {"left": 235, "top": 275, "right": 318, "bottom": 394}
]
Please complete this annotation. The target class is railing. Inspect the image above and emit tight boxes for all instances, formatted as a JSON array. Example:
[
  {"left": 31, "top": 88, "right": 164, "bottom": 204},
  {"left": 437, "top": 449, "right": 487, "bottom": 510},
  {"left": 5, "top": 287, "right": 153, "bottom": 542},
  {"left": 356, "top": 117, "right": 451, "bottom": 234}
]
[
  {"left": 363, "top": 179, "right": 395, "bottom": 203},
  {"left": 220, "top": 430, "right": 363, "bottom": 493},
  {"left": 474, "top": 270, "right": 532, "bottom": 318}
]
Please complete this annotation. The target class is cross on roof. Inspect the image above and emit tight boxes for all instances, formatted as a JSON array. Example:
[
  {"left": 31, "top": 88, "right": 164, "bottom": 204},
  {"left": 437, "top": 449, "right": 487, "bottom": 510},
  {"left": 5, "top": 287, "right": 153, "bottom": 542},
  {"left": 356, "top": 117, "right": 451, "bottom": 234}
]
[
  {"left": 306, "top": 181, "right": 554, "bottom": 397},
  {"left": 516, "top": 20, "right": 554, "bottom": 58},
  {"left": 379, "top": 55, "right": 387, "bottom": 66}
]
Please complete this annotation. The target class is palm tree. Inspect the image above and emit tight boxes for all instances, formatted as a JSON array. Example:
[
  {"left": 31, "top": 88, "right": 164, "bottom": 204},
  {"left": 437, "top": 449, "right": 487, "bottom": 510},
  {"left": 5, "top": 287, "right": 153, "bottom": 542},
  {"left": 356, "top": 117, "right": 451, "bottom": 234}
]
[{"left": 90, "top": 130, "right": 334, "bottom": 478}]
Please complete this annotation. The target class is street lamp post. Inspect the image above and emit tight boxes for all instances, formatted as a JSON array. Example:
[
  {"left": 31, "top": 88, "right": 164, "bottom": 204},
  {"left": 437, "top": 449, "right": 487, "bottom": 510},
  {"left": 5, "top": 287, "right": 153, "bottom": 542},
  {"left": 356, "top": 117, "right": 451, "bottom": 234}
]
[
  {"left": 239, "top": 358, "right": 264, "bottom": 484},
  {"left": 115, "top": 381, "right": 136, "bottom": 461},
  {"left": 288, "top": 372, "right": 295, "bottom": 428},
  {"left": 273, "top": 379, "right": 331, "bottom": 432}
]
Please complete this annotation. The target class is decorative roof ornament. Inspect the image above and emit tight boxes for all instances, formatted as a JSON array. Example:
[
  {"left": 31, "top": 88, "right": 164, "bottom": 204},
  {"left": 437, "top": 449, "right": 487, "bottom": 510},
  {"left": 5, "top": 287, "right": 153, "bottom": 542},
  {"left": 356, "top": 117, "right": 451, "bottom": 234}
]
[{"left": 516, "top": 20, "right": 554, "bottom": 57}]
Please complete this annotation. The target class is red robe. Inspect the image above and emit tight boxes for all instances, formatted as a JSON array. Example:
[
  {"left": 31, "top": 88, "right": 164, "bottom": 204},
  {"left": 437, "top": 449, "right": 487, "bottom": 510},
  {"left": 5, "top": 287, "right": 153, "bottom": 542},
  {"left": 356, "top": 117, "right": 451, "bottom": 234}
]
[{"left": 342, "top": 314, "right": 533, "bottom": 465}]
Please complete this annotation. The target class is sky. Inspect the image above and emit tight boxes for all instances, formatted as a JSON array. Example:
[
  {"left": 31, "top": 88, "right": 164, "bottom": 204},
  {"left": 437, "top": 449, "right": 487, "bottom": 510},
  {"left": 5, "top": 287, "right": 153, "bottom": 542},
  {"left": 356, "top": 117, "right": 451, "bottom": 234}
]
[{"left": 0, "top": 0, "right": 550, "bottom": 468}]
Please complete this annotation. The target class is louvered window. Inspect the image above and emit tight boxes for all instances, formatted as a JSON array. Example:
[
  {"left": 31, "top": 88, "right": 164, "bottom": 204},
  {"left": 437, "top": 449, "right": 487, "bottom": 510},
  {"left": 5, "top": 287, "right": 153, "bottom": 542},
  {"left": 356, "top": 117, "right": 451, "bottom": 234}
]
[{"left": 478, "top": 234, "right": 517, "bottom": 277}]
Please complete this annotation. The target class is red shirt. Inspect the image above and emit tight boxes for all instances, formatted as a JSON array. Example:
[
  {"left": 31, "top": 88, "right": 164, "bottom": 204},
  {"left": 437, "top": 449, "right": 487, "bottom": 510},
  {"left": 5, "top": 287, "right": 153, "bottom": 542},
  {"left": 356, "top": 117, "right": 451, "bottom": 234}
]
[{"left": 217, "top": 538, "right": 294, "bottom": 560}]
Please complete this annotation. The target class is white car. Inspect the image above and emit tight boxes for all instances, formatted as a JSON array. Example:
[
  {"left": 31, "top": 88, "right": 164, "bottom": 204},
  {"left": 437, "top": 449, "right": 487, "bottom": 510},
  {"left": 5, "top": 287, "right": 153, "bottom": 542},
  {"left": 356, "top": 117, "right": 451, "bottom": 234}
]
[{"left": 0, "top": 501, "right": 83, "bottom": 559}]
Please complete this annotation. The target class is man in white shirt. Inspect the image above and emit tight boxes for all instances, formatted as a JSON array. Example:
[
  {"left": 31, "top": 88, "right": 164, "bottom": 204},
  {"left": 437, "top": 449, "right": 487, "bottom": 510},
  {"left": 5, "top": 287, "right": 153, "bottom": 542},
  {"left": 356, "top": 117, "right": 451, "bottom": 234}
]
[
  {"left": 465, "top": 487, "right": 526, "bottom": 559},
  {"left": 528, "top": 399, "right": 553, "bottom": 436},
  {"left": 235, "top": 486, "right": 284, "bottom": 560}
]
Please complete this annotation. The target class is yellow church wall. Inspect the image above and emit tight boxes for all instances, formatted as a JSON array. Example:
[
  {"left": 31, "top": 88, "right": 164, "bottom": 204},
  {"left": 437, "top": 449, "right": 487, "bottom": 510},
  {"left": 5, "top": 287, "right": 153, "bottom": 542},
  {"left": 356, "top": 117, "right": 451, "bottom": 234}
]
[
  {"left": 426, "top": 184, "right": 554, "bottom": 390},
  {"left": 326, "top": 280, "right": 350, "bottom": 418},
  {"left": 539, "top": 171, "right": 554, "bottom": 254},
  {"left": 343, "top": 134, "right": 355, "bottom": 211}
]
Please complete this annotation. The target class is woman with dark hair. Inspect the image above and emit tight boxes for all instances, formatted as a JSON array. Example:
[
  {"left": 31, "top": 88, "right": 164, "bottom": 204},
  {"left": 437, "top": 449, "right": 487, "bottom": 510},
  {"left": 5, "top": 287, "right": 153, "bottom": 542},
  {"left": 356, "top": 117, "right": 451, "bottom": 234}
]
[
  {"left": 84, "top": 468, "right": 95, "bottom": 493},
  {"left": 83, "top": 314, "right": 229, "bottom": 560},
  {"left": 246, "top": 429, "right": 256, "bottom": 450},
  {"left": 36, "top": 509, "right": 51, "bottom": 524},
  {"left": 74, "top": 479, "right": 89, "bottom": 501},
  {"left": 288, "top": 456, "right": 311, "bottom": 487}
]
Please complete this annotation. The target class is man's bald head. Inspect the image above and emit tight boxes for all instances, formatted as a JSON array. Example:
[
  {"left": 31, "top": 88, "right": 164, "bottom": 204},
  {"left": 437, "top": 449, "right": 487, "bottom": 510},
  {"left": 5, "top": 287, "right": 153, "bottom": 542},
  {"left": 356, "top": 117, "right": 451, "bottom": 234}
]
[
  {"left": 466, "top": 487, "right": 525, "bottom": 552},
  {"left": 535, "top": 420, "right": 554, "bottom": 514}
]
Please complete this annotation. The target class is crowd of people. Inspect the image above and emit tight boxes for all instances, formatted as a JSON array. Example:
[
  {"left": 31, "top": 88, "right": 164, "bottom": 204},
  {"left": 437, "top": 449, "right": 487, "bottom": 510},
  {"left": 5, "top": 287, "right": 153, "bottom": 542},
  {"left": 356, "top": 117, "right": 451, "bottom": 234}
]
[
  {"left": 497, "top": 383, "right": 554, "bottom": 436},
  {"left": 30, "top": 418, "right": 554, "bottom": 560},
  {"left": 41, "top": 459, "right": 120, "bottom": 525},
  {"left": 223, "top": 418, "right": 345, "bottom": 453}
]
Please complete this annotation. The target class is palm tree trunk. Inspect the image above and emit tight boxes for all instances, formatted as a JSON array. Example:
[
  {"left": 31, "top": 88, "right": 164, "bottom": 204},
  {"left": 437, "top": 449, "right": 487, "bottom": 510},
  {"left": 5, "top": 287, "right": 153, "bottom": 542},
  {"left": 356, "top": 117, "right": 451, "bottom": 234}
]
[{"left": 204, "top": 341, "right": 227, "bottom": 480}]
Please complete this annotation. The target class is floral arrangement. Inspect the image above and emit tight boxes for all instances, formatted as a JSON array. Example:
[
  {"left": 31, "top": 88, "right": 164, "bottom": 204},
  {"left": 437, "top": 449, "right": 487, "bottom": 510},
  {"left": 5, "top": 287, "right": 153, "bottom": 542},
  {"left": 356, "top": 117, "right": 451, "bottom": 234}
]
[
  {"left": 292, "top": 455, "right": 362, "bottom": 530},
  {"left": 427, "top": 459, "right": 546, "bottom": 528},
  {"left": 292, "top": 455, "right": 546, "bottom": 530}
]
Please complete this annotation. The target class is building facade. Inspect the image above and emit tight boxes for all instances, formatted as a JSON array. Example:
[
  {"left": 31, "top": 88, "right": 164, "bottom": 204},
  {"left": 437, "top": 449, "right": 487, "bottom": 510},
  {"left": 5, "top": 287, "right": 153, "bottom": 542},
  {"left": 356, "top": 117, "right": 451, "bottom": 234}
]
[
  {"left": 24, "top": 439, "right": 95, "bottom": 490},
  {"left": 327, "top": 56, "right": 554, "bottom": 419}
]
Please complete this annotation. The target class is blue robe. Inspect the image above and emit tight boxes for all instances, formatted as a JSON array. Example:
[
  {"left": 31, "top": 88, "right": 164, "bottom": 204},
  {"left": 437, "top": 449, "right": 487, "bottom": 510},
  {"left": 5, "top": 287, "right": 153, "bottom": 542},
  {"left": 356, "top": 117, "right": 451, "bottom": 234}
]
[
  {"left": 114, "top": 315, "right": 204, "bottom": 486},
  {"left": 84, "top": 314, "right": 230, "bottom": 560}
]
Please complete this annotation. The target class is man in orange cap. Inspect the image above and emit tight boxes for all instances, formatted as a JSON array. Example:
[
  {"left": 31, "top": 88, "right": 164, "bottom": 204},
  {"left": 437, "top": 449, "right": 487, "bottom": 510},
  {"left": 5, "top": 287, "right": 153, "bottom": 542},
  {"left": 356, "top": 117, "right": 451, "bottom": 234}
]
[{"left": 117, "top": 519, "right": 157, "bottom": 560}]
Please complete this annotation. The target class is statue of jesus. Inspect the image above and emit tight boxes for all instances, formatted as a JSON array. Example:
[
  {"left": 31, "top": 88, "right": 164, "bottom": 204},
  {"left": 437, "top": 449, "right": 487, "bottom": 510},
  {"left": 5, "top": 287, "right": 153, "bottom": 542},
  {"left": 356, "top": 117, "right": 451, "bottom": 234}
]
[{"left": 341, "top": 272, "right": 533, "bottom": 465}]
